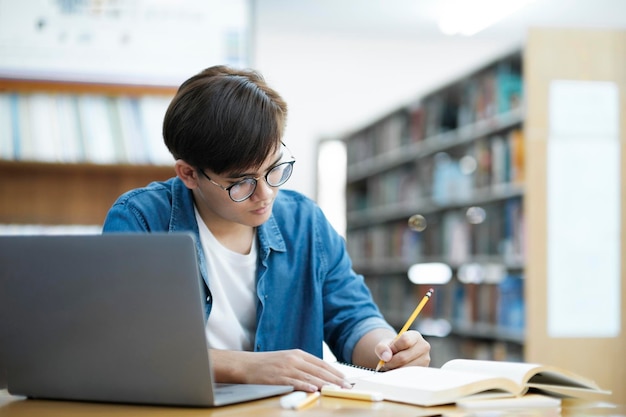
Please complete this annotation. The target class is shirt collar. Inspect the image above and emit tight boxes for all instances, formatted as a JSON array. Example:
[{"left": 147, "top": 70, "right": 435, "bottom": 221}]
[{"left": 257, "top": 211, "right": 286, "bottom": 259}]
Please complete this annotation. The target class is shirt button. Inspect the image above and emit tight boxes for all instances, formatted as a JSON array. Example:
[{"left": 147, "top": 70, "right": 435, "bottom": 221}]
[{"left": 206, "top": 295, "right": 211, "bottom": 302}]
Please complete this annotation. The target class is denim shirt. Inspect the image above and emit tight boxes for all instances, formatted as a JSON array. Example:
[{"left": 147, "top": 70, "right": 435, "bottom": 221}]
[{"left": 102, "top": 177, "right": 393, "bottom": 363}]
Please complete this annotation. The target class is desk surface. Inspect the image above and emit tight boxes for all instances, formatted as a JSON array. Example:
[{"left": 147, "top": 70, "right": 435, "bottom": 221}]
[{"left": 0, "top": 390, "right": 624, "bottom": 417}]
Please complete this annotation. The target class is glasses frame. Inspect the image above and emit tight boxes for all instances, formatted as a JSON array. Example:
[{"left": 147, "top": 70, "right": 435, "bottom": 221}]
[{"left": 198, "top": 144, "right": 296, "bottom": 202}]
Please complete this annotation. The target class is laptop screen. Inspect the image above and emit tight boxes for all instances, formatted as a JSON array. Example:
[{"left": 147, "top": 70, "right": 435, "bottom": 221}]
[{"left": 0, "top": 233, "right": 216, "bottom": 406}]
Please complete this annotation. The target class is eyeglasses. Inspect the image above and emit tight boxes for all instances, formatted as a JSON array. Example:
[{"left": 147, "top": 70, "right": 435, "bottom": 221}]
[{"left": 199, "top": 146, "right": 296, "bottom": 202}]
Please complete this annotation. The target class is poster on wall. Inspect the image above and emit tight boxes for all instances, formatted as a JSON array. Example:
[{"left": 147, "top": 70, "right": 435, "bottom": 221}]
[{"left": 0, "top": 0, "right": 251, "bottom": 86}]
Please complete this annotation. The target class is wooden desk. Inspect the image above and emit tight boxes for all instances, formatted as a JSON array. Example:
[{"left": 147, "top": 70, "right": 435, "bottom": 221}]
[{"left": 0, "top": 390, "right": 623, "bottom": 417}]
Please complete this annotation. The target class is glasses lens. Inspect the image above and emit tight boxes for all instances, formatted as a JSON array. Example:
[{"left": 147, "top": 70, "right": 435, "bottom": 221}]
[
  {"left": 229, "top": 178, "right": 257, "bottom": 202},
  {"left": 266, "top": 162, "right": 294, "bottom": 187}
]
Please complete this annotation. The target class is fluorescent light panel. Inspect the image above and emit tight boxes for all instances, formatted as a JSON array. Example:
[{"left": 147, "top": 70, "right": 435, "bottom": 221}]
[
  {"left": 407, "top": 262, "right": 452, "bottom": 285},
  {"left": 437, "top": 0, "right": 537, "bottom": 36}
]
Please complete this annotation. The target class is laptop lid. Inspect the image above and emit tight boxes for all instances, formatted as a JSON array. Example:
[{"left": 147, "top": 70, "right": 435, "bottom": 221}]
[{"left": 0, "top": 233, "right": 291, "bottom": 407}]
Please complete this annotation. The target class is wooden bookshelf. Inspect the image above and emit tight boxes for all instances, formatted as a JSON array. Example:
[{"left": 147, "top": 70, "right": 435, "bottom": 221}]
[
  {"left": 0, "top": 78, "right": 177, "bottom": 227},
  {"left": 342, "top": 49, "right": 526, "bottom": 367},
  {"left": 524, "top": 27, "right": 625, "bottom": 406},
  {"left": 0, "top": 160, "right": 174, "bottom": 225},
  {"left": 342, "top": 27, "right": 625, "bottom": 405},
  {"left": 0, "top": 78, "right": 177, "bottom": 96}
]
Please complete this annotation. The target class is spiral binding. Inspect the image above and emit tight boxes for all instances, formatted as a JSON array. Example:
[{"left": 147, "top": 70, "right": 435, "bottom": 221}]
[{"left": 337, "top": 361, "right": 376, "bottom": 373}]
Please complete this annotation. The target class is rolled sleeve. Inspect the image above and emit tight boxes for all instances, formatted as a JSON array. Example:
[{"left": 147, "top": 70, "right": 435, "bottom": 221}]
[{"left": 340, "top": 316, "right": 394, "bottom": 364}]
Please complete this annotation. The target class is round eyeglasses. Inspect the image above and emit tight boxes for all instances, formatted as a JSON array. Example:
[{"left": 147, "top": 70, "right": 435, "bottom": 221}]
[{"left": 199, "top": 160, "right": 295, "bottom": 202}]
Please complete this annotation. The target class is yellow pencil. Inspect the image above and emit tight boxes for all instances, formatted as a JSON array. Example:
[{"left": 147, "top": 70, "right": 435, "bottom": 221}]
[{"left": 375, "top": 288, "right": 434, "bottom": 372}]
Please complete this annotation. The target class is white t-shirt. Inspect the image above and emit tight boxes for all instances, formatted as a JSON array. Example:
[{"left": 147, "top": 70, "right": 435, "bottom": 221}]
[{"left": 195, "top": 208, "right": 257, "bottom": 351}]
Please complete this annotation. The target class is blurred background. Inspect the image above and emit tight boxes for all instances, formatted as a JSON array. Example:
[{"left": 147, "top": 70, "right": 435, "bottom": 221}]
[
  {"left": 255, "top": 0, "right": 626, "bottom": 203},
  {"left": 1, "top": 0, "right": 625, "bottom": 202},
  {"left": 1, "top": 0, "right": 625, "bottom": 403}
]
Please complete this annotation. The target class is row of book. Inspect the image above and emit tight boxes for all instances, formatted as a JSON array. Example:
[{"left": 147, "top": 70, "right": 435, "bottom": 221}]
[
  {"left": 347, "top": 164, "right": 423, "bottom": 212},
  {"left": 363, "top": 274, "right": 525, "bottom": 360},
  {"left": 347, "top": 197, "right": 525, "bottom": 266},
  {"left": 432, "top": 128, "right": 525, "bottom": 206},
  {"left": 347, "top": 221, "right": 420, "bottom": 266},
  {"left": 428, "top": 337, "right": 524, "bottom": 366},
  {"left": 346, "top": 127, "right": 524, "bottom": 212},
  {"left": 345, "top": 105, "right": 423, "bottom": 163},
  {"left": 341, "top": 53, "right": 526, "bottom": 363},
  {"left": 345, "top": 55, "right": 523, "bottom": 166},
  {"left": 445, "top": 276, "right": 525, "bottom": 332},
  {"left": 422, "top": 57, "right": 523, "bottom": 138},
  {"left": 471, "top": 128, "right": 525, "bottom": 188},
  {"left": 0, "top": 92, "right": 174, "bottom": 165}
]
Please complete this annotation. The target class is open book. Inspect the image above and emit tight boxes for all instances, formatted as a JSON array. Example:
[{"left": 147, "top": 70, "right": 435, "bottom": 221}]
[{"left": 332, "top": 359, "right": 611, "bottom": 407}]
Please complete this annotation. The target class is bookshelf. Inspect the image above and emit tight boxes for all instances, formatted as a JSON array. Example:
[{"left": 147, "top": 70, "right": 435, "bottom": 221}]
[
  {"left": 523, "top": 28, "right": 625, "bottom": 406},
  {"left": 342, "top": 27, "right": 625, "bottom": 405},
  {"left": 0, "top": 78, "right": 176, "bottom": 227},
  {"left": 343, "top": 50, "right": 525, "bottom": 366}
]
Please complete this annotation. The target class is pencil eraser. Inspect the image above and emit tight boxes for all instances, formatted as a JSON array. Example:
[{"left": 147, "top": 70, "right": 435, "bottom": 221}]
[{"left": 280, "top": 391, "right": 307, "bottom": 409}]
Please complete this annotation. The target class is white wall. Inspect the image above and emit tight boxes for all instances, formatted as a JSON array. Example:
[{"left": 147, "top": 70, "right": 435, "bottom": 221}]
[
  {"left": 0, "top": 0, "right": 521, "bottom": 204},
  {"left": 253, "top": 30, "right": 520, "bottom": 201}
]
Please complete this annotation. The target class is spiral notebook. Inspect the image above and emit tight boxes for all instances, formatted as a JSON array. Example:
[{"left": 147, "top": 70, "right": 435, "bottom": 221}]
[{"left": 0, "top": 233, "right": 292, "bottom": 407}]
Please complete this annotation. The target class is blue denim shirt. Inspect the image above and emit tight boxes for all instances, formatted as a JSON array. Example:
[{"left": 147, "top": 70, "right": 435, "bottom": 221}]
[{"left": 102, "top": 177, "right": 392, "bottom": 363}]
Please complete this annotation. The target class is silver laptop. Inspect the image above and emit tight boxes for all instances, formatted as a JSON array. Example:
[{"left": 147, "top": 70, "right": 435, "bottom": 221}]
[{"left": 0, "top": 233, "right": 292, "bottom": 407}]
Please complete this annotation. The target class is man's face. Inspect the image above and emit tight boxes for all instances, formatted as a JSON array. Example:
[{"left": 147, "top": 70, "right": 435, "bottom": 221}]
[{"left": 193, "top": 144, "right": 292, "bottom": 228}]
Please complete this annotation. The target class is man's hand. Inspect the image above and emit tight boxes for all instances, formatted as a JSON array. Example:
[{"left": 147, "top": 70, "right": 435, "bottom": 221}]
[
  {"left": 210, "top": 349, "right": 352, "bottom": 392},
  {"left": 374, "top": 330, "right": 431, "bottom": 371},
  {"left": 352, "top": 328, "right": 431, "bottom": 370}
]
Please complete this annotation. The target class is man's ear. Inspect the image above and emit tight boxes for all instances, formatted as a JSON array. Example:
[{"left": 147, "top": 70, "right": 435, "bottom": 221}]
[{"left": 175, "top": 160, "right": 200, "bottom": 190}]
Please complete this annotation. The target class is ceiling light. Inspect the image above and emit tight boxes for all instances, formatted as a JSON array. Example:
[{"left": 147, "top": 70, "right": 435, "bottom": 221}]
[
  {"left": 407, "top": 262, "right": 452, "bottom": 285},
  {"left": 437, "top": 0, "right": 537, "bottom": 36}
]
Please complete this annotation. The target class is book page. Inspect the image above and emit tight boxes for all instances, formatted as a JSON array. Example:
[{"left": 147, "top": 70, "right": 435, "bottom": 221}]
[
  {"left": 356, "top": 366, "right": 519, "bottom": 393},
  {"left": 330, "top": 362, "right": 377, "bottom": 381},
  {"left": 354, "top": 366, "right": 522, "bottom": 407},
  {"left": 441, "top": 359, "right": 539, "bottom": 385},
  {"left": 527, "top": 383, "right": 611, "bottom": 399},
  {"left": 330, "top": 362, "right": 526, "bottom": 407},
  {"left": 441, "top": 359, "right": 607, "bottom": 394},
  {"left": 527, "top": 369, "right": 600, "bottom": 389}
]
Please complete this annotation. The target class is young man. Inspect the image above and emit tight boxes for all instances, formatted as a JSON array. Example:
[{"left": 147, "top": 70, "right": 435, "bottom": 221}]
[{"left": 103, "top": 65, "right": 430, "bottom": 392}]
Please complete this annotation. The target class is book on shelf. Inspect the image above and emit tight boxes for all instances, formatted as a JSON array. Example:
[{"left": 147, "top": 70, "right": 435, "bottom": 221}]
[
  {"left": 28, "top": 93, "right": 62, "bottom": 162},
  {"left": 331, "top": 359, "right": 610, "bottom": 407},
  {"left": 115, "top": 96, "right": 148, "bottom": 164},
  {"left": 509, "top": 127, "right": 525, "bottom": 184},
  {"left": 56, "top": 94, "right": 84, "bottom": 162},
  {"left": 0, "top": 92, "right": 172, "bottom": 166},
  {"left": 138, "top": 96, "right": 173, "bottom": 165},
  {"left": 408, "top": 104, "right": 424, "bottom": 144},
  {"left": 495, "top": 59, "right": 523, "bottom": 114},
  {"left": 490, "top": 134, "right": 508, "bottom": 185},
  {"left": 0, "top": 93, "right": 14, "bottom": 159},
  {"left": 15, "top": 94, "right": 34, "bottom": 161}
]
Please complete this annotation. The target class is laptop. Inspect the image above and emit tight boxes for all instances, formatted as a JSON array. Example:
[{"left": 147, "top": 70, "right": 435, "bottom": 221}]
[{"left": 0, "top": 233, "right": 292, "bottom": 407}]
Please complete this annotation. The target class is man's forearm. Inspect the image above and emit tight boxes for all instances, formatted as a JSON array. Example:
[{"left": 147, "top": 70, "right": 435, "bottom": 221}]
[
  {"left": 210, "top": 349, "right": 250, "bottom": 383},
  {"left": 351, "top": 328, "right": 397, "bottom": 369}
]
